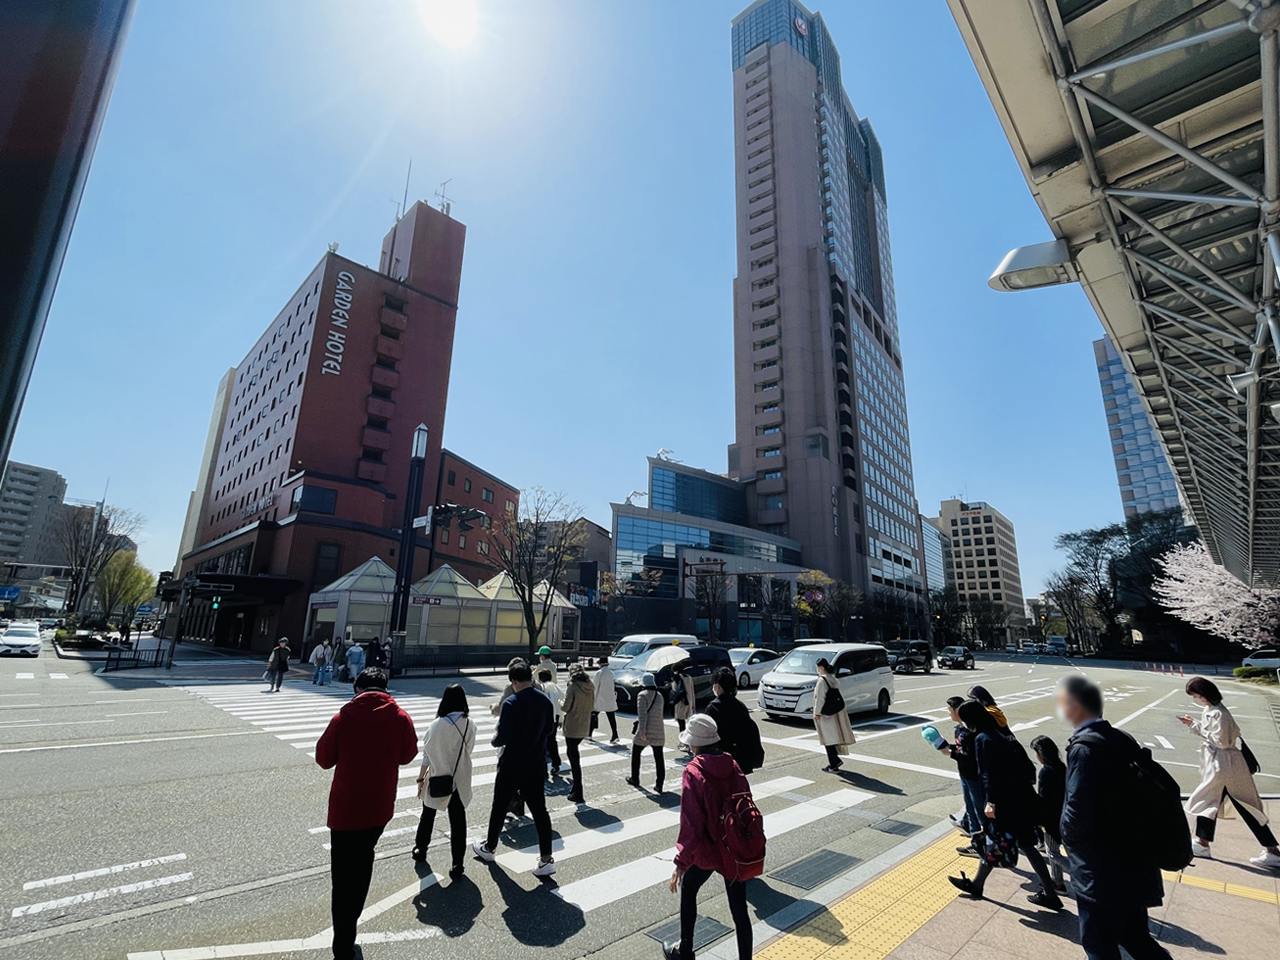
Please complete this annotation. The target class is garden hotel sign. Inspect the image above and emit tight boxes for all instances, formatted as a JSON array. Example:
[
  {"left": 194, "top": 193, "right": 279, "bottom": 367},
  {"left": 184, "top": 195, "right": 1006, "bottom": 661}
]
[{"left": 321, "top": 271, "right": 356, "bottom": 376}]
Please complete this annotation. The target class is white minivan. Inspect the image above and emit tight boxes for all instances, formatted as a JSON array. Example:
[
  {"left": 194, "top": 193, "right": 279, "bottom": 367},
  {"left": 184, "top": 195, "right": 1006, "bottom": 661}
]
[
  {"left": 758, "top": 642, "right": 894, "bottom": 720},
  {"left": 606, "top": 634, "right": 699, "bottom": 671}
]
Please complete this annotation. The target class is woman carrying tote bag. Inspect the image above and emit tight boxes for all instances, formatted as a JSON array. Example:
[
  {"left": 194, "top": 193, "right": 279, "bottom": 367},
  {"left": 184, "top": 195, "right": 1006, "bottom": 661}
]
[
  {"left": 414, "top": 684, "right": 476, "bottom": 878},
  {"left": 812, "top": 658, "right": 855, "bottom": 772}
]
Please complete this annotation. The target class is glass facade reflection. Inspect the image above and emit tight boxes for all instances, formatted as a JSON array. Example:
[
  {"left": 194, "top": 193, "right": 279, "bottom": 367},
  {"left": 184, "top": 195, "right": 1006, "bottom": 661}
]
[
  {"left": 920, "top": 518, "right": 948, "bottom": 594},
  {"left": 650, "top": 464, "right": 748, "bottom": 525},
  {"left": 1093, "top": 338, "right": 1181, "bottom": 517}
]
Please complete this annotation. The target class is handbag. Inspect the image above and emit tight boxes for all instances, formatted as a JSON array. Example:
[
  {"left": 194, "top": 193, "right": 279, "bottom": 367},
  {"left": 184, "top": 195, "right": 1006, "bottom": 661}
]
[
  {"left": 1241, "top": 737, "right": 1261, "bottom": 775},
  {"left": 819, "top": 677, "right": 846, "bottom": 716},
  {"left": 978, "top": 828, "right": 1020, "bottom": 870},
  {"left": 427, "top": 718, "right": 468, "bottom": 799}
]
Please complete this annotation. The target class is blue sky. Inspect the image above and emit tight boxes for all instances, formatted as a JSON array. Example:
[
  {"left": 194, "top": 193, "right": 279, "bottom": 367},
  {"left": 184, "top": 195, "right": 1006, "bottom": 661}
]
[{"left": 12, "top": 0, "right": 1123, "bottom": 598}]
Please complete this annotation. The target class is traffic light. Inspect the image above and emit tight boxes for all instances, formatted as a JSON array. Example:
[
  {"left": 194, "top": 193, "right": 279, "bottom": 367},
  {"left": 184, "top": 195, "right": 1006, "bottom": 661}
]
[{"left": 212, "top": 596, "right": 221, "bottom": 610}]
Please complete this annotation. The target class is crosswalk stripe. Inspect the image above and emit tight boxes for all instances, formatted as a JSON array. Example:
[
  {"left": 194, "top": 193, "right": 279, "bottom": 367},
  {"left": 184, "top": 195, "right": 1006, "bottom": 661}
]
[
  {"left": 554, "top": 787, "right": 875, "bottom": 912},
  {"left": 22, "top": 853, "right": 188, "bottom": 891},
  {"left": 12, "top": 872, "right": 194, "bottom": 918},
  {"left": 15, "top": 673, "right": 34, "bottom": 680},
  {"left": 496, "top": 776, "right": 812, "bottom": 874},
  {"left": 49, "top": 673, "right": 68, "bottom": 680}
]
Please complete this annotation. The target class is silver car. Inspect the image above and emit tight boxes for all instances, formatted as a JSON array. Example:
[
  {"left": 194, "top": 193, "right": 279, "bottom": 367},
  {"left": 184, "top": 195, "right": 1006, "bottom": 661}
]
[
  {"left": 727, "top": 647, "right": 780, "bottom": 688},
  {"left": 0, "top": 625, "right": 42, "bottom": 657}
]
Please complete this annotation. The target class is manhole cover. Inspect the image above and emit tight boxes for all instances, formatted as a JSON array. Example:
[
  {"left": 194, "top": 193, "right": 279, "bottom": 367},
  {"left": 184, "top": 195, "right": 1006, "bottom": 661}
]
[{"left": 769, "top": 848, "right": 860, "bottom": 889}]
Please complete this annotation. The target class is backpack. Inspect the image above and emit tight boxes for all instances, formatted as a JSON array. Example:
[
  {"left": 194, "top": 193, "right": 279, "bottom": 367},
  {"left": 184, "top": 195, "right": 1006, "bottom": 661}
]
[
  {"left": 718, "top": 792, "right": 767, "bottom": 881},
  {"left": 819, "top": 677, "right": 845, "bottom": 716}
]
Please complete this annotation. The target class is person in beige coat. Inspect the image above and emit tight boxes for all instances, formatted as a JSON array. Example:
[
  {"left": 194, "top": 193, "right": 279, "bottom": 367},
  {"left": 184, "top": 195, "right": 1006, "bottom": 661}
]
[
  {"left": 812, "top": 657, "right": 856, "bottom": 772},
  {"left": 627, "top": 672, "right": 667, "bottom": 793},
  {"left": 413, "top": 684, "right": 476, "bottom": 878},
  {"left": 560, "top": 663, "right": 595, "bottom": 804},
  {"left": 1179, "top": 676, "right": 1280, "bottom": 868}
]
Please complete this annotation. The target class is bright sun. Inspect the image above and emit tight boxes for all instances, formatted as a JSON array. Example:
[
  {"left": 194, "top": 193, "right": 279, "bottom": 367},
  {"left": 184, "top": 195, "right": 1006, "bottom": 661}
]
[{"left": 420, "top": 0, "right": 477, "bottom": 48}]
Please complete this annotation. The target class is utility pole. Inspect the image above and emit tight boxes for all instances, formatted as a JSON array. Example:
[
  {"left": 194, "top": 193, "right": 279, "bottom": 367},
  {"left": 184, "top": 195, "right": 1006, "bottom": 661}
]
[{"left": 389, "top": 424, "right": 430, "bottom": 642}]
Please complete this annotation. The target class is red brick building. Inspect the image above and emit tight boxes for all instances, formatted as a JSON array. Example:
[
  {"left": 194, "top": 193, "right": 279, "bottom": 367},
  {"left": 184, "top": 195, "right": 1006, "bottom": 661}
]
[
  {"left": 430, "top": 450, "right": 520, "bottom": 585},
  {"left": 171, "top": 202, "right": 475, "bottom": 651}
]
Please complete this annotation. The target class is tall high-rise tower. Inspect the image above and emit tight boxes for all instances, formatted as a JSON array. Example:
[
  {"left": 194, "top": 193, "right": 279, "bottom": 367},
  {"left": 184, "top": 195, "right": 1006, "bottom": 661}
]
[{"left": 728, "top": 1, "right": 925, "bottom": 607}]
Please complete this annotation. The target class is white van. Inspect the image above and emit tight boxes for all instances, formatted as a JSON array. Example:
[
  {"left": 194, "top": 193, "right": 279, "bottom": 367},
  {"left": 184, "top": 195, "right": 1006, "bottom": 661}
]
[
  {"left": 607, "top": 634, "right": 699, "bottom": 670},
  {"left": 758, "top": 642, "right": 894, "bottom": 720}
]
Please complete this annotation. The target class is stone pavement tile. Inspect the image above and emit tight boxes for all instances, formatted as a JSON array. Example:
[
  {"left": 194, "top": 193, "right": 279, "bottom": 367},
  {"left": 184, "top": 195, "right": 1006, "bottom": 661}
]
[
  {"left": 966, "top": 897, "right": 1081, "bottom": 958},
  {"left": 1164, "top": 872, "right": 1280, "bottom": 923},
  {"left": 1157, "top": 888, "right": 1279, "bottom": 956},
  {"left": 900, "top": 897, "right": 998, "bottom": 957},
  {"left": 949, "top": 940, "right": 1036, "bottom": 960},
  {"left": 884, "top": 940, "right": 954, "bottom": 960}
]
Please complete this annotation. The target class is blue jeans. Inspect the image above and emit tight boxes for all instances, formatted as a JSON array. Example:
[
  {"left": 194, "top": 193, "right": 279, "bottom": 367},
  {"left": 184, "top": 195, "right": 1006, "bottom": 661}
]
[
  {"left": 960, "top": 775, "right": 985, "bottom": 835},
  {"left": 313, "top": 663, "right": 327, "bottom": 684}
]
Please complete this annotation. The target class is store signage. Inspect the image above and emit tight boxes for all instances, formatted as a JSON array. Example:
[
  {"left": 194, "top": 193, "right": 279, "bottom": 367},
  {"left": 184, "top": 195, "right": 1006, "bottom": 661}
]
[
  {"left": 311, "top": 601, "right": 338, "bottom": 610},
  {"left": 241, "top": 492, "right": 276, "bottom": 519},
  {"left": 322, "top": 271, "right": 356, "bottom": 377},
  {"left": 411, "top": 596, "right": 442, "bottom": 606},
  {"left": 795, "top": 16, "right": 808, "bottom": 35}
]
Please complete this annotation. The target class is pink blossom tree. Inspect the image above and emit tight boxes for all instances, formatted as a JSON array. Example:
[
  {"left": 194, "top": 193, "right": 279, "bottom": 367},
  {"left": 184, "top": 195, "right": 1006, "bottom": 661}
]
[{"left": 1153, "top": 542, "right": 1280, "bottom": 648}]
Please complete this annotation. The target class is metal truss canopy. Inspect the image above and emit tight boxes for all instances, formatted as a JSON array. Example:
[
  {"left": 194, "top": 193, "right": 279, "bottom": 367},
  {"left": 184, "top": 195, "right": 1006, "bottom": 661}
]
[{"left": 948, "top": 0, "right": 1280, "bottom": 587}]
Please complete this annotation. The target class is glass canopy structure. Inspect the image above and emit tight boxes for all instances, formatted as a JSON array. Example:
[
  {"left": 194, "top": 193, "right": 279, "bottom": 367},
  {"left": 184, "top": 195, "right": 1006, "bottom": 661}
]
[{"left": 948, "top": 0, "right": 1280, "bottom": 586}]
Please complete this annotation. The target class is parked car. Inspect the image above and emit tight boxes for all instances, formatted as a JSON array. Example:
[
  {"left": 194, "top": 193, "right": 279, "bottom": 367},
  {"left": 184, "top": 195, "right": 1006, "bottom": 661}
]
[
  {"left": 0, "top": 623, "right": 42, "bottom": 657},
  {"left": 1046, "top": 637, "right": 1068, "bottom": 657},
  {"left": 937, "top": 645, "right": 975, "bottom": 670},
  {"left": 39, "top": 619, "right": 57, "bottom": 630},
  {"left": 1004, "top": 641, "right": 1019, "bottom": 654},
  {"left": 728, "top": 647, "right": 780, "bottom": 688},
  {"left": 613, "top": 645, "right": 729, "bottom": 713},
  {"left": 885, "top": 640, "right": 932, "bottom": 674},
  {"left": 758, "top": 642, "right": 894, "bottom": 720},
  {"left": 606, "top": 633, "right": 699, "bottom": 671},
  {"left": 1242, "top": 649, "right": 1280, "bottom": 670}
]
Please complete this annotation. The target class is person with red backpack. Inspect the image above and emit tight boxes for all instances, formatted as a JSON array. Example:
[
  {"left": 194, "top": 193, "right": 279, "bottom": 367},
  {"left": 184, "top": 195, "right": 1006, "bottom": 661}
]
[{"left": 665, "top": 714, "right": 760, "bottom": 960}]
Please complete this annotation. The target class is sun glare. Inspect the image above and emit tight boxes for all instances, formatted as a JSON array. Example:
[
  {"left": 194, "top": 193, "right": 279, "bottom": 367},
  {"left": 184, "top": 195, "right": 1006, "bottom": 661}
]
[{"left": 420, "top": 0, "right": 477, "bottom": 48}]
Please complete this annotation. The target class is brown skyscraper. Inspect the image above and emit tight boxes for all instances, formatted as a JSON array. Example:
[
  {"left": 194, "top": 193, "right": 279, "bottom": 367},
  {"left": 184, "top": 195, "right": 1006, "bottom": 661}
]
[
  {"left": 173, "top": 202, "right": 466, "bottom": 651},
  {"left": 727, "top": 2, "right": 926, "bottom": 615}
]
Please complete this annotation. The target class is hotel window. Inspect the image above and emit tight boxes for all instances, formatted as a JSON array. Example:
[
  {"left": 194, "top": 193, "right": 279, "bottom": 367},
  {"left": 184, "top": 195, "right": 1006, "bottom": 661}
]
[
  {"left": 477, "top": 540, "right": 489, "bottom": 556},
  {"left": 762, "top": 425, "right": 780, "bottom": 435},
  {"left": 761, "top": 447, "right": 781, "bottom": 458},
  {"left": 505, "top": 499, "right": 515, "bottom": 514},
  {"left": 458, "top": 534, "right": 466, "bottom": 549},
  {"left": 440, "top": 528, "right": 449, "bottom": 544},
  {"left": 763, "top": 470, "right": 782, "bottom": 480},
  {"left": 464, "top": 479, "right": 472, "bottom": 493},
  {"left": 482, "top": 488, "right": 494, "bottom": 503},
  {"left": 764, "top": 495, "right": 783, "bottom": 510},
  {"left": 447, "top": 470, "right": 456, "bottom": 486}
]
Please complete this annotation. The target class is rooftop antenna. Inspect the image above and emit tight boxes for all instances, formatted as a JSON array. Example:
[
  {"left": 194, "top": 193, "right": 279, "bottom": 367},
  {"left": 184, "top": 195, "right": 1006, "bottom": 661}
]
[{"left": 434, "top": 179, "right": 453, "bottom": 217}]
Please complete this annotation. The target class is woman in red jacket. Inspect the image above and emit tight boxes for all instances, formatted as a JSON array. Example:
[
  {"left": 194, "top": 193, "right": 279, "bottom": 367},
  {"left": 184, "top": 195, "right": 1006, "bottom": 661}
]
[{"left": 665, "top": 714, "right": 753, "bottom": 960}]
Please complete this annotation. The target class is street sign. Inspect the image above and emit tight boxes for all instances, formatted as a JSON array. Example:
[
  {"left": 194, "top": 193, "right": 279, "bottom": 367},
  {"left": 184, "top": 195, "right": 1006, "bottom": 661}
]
[
  {"left": 410, "top": 596, "right": 441, "bottom": 605},
  {"left": 0, "top": 586, "right": 20, "bottom": 601},
  {"left": 137, "top": 604, "right": 154, "bottom": 615},
  {"left": 412, "top": 515, "right": 430, "bottom": 529}
]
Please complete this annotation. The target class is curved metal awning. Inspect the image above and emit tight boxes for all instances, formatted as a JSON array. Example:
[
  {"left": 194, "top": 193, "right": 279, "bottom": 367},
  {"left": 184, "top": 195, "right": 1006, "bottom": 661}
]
[{"left": 947, "top": 0, "right": 1280, "bottom": 586}]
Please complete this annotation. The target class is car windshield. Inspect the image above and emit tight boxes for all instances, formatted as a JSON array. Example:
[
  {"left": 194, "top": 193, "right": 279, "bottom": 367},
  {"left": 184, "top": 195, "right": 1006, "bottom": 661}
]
[
  {"left": 774, "top": 649, "right": 828, "bottom": 675},
  {"left": 612, "top": 641, "right": 645, "bottom": 659},
  {"left": 729, "top": 650, "right": 750, "bottom": 664},
  {"left": 942, "top": 647, "right": 963, "bottom": 655},
  {"left": 1252, "top": 650, "right": 1276, "bottom": 658}
]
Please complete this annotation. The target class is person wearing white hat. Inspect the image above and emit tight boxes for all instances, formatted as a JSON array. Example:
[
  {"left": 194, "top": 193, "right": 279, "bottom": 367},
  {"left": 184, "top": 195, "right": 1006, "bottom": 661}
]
[
  {"left": 665, "top": 714, "right": 753, "bottom": 960},
  {"left": 627, "top": 672, "right": 666, "bottom": 793}
]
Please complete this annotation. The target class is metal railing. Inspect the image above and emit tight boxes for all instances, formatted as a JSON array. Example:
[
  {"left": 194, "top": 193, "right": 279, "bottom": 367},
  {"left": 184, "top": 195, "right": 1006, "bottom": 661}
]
[{"left": 101, "top": 646, "right": 166, "bottom": 671}]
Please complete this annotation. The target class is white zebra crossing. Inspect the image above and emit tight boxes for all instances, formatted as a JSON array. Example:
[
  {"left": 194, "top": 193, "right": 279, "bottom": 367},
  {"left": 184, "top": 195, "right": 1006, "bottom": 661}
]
[{"left": 12, "top": 853, "right": 192, "bottom": 920}]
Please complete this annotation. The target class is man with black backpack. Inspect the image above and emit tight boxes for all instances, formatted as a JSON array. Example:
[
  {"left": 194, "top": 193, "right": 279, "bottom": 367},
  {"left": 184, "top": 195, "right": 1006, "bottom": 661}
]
[
  {"left": 704, "top": 667, "right": 765, "bottom": 775},
  {"left": 1059, "top": 675, "right": 1180, "bottom": 960}
]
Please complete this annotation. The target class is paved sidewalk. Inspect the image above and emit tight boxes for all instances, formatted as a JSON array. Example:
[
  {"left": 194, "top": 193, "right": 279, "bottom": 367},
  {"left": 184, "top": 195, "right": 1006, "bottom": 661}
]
[{"left": 751, "top": 800, "right": 1279, "bottom": 960}]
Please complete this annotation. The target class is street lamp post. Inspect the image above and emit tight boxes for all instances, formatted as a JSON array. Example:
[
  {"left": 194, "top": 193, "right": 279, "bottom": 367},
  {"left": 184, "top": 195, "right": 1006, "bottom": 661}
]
[{"left": 389, "top": 424, "right": 429, "bottom": 643}]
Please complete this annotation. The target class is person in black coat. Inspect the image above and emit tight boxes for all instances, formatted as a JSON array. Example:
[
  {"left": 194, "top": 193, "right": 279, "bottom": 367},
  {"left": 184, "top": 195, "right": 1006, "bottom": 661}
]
[
  {"left": 1058, "top": 676, "right": 1171, "bottom": 960},
  {"left": 947, "top": 699, "right": 1063, "bottom": 910},
  {"left": 703, "top": 668, "right": 764, "bottom": 776},
  {"left": 1030, "top": 734, "right": 1067, "bottom": 890}
]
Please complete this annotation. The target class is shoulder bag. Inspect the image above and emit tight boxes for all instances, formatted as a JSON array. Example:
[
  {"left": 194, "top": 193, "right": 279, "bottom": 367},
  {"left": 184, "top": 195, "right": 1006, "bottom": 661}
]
[
  {"left": 427, "top": 718, "right": 469, "bottom": 799},
  {"left": 820, "top": 676, "right": 846, "bottom": 716}
]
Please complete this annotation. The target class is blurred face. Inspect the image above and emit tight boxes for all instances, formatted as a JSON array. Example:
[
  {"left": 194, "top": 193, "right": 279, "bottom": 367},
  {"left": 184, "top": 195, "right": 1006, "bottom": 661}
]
[
  {"left": 1057, "top": 687, "right": 1084, "bottom": 728},
  {"left": 947, "top": 705, "right": 961, "bottom": 723}
]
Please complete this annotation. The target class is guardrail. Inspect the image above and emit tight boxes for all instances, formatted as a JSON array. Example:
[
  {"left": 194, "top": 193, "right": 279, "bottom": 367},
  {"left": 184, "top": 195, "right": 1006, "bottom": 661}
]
[
  {"left": 101, "top": 646, "right": 166, "bottom": 671},
  {"left": 395, "top": 647, "right": 607, "bottom": 677}
]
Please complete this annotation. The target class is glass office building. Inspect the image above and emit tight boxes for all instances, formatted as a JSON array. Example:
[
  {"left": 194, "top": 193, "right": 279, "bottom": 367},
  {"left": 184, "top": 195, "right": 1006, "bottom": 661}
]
[
  {"left": 1093, "top": 338, "right": 1181, "bottom": 517},
  {"left": 920, "top": 517, "right": 949, "bottom": 595},
  {"left": 650, "top": 462, "right": 749, "bottom": 526}
]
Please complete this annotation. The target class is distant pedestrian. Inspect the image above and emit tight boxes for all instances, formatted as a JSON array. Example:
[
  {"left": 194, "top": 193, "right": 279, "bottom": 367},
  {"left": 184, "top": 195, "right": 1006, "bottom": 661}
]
[
  {"left": 539, "top": 668, "right": 564, "bottom": 778},
  {"left": 310, "top": 640, "right": 330, "bottom": 685},
  {"left": 266, "top": 637, "right": 290, "bottom": 692},
  {"left": 1179, "top": 676, "right": 1280, "bottom": 868},
  {"left": 812, "top": 658, "right": 855, "bottom": 772},
  {"left": 1058, "top": 675, "right": 1173, "bottom": 960},
  {"left": 671, "top": 662, "right": 696, "bottom": 740},
  {"left": 536, "top": 645, "right": 558, "bottom": 685},
  {"left": 663, "top": 714, "right": 754, "bottom": 960},
  {"left": 947, "top": 699, "right": 1063, "bottom": 910},
  {"left": 413, "top": 684, "right": 475, "bottom": 879},
  {"left": 940, "top": 695, "right": 983, "bottom": 850},
  {"left": 366, "top": 637, "right": 386, "bottom": 669},
  {"left": 382, "top": 641, "right": 393, "bottom": 676},
  {"left": 627, "top": 672, "right": 666, "bottom": 793},
  {"left": 344, "top": 641, "right": 365, "bottom": 685},
  {"left": 968, "top": 685, "right": 1015, "bottom": 739},
  {"left": 316, "top": 667, "right": 418, "bottom": 960},
  {"left": 1030, "top": 734, "right": 1068, "bottom": 890},
  {"left": 704, "top": 667, "right": 764, "bottom": 775},
  {"left": 472, "top": 659, "right": 557, "bottom": 876},
  {"left": 591, "top": 656, "right": 619, "bottom": 742},
  {"left": 560, "top": 662, "right": 595, "bottom": 803}
]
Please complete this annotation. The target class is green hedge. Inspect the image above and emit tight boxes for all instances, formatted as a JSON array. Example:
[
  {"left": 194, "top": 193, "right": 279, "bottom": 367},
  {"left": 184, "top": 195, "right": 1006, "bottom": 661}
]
[{"left": 1234, "top": 666, "right": 1278, "bottom": 680}]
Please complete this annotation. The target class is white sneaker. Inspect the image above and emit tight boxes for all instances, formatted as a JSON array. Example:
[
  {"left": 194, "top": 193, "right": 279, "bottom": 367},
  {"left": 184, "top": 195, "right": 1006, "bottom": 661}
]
[
  {"left": 1249, "top": 850, "right": 1280, "bottom": 869},
  {"left": 470, "top": 839, "right": 496, "bottom": 863},
  {"left": 1191, "top": 839, "right": 1211, "bottom": 859},
  {"left": 532, "top": 857, "right": 556, "bottom": 877}
]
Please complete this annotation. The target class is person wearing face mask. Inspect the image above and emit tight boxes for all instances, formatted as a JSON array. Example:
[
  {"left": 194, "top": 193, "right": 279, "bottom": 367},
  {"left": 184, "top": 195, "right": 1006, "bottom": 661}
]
[{"left": 1179, "top": 676, "right": 1280, "bottom": 868}]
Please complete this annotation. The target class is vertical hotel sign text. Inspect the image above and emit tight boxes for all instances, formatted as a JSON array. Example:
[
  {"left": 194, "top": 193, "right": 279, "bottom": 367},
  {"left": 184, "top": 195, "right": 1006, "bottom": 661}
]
[{"left": 322, "top": 271, "right": 356, "bottom": 376}]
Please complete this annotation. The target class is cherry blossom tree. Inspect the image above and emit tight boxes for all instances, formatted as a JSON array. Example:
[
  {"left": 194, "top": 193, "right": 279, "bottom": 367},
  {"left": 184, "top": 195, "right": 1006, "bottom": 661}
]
[{"left": 1152, "top": 542, "right": 1280, "bottom": 648}]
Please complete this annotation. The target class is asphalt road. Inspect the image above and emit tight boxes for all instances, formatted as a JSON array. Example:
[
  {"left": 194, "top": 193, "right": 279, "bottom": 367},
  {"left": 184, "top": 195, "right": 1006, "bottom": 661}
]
[{"left": 1, "top": 647, "right": 1276, "bottom": 960}]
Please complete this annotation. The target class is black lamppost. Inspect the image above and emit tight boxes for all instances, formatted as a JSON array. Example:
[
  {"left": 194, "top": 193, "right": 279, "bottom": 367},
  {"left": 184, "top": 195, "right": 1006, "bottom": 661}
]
[{"left": 389, "top": 423, "right": 429, "bottom": 637}]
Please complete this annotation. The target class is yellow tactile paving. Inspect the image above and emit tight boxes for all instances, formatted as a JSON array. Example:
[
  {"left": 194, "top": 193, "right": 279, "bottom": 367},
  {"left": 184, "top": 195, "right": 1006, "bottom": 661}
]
[
  {"left": 757, "top": 836, "right": 969, "bottom": 960},
  {"left": 1161, "top": 869, "right": 1280, "bottom": 904}
]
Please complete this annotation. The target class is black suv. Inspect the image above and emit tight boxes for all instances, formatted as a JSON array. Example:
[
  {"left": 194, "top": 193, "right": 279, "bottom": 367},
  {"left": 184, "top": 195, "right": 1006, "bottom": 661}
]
[
  {"left": 614, "top": 646, "right": 732, "bottom": 713},
  {"left": 937, "top": 645, "right": 976, "bottom": 670},
  {"left": 886, "top": 640, "right": 933, "bottom": 674}
]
